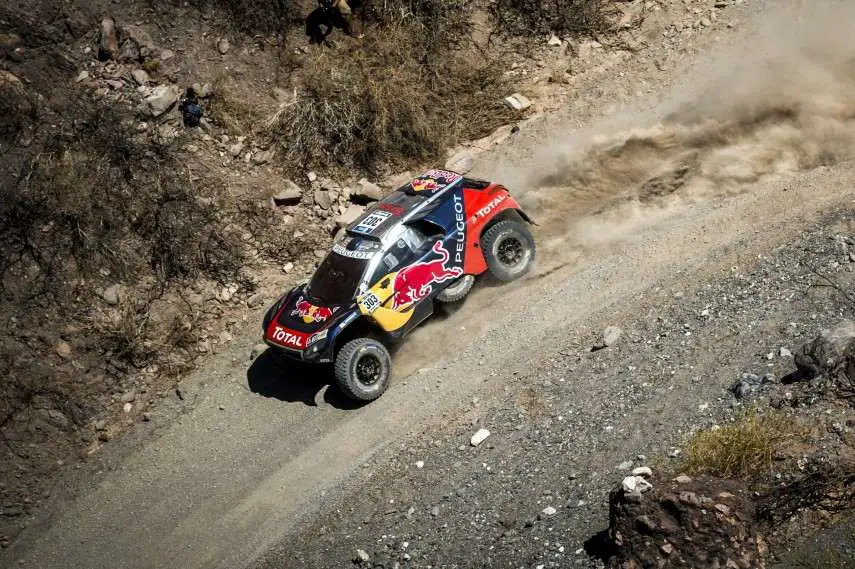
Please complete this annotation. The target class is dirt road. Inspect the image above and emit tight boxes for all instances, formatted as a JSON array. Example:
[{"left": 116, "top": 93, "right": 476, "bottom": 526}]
[{"left": 5, "top": 2, "right": 855, "bottom": 568}]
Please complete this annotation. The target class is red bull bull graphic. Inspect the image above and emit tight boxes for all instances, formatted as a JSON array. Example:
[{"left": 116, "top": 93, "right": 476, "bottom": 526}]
[
  {"left": 391, "top": 241, "right": 463, "bottom": 310},
  {"left": 409, "top": 169, "right": 462, "bottom": 194},
  {"left": 410, "top": 177, "right": 440, "bottom": 193},
  {"left": 292, "top": 297, "right": 335, "bottom": 324}
]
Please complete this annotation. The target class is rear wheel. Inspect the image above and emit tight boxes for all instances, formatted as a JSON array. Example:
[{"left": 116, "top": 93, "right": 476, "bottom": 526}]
[
  {"left": 436, "top": 274, "right": 475, "bottom": 303},
  {"left": 481, "top": 220, "right": 535, "bottom": 281},
  {"left": 334, "top": 338, "right": 392, "bottom": 401}
]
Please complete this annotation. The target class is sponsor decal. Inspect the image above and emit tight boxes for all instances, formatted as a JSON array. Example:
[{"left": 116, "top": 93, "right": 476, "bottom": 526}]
[
  {"left": 308, "top": 329, "right": 328, "bottom": 346},
  {"left": 424, "top": 168, "right": 462, "bottom": 183},
  {"left": 271, "top": 326, "right": 306, "bottom": 349},
  {"left": 292, "top": 296, "right": 335, "bottom": 324},
  {"left": 410, "top": 177, "right": 440, "bottom": 193},
  {"left": 352, "top": 210, "right": 392, "bottom": 235},
  {"left": 391, "top": 241, "right": 463, "bottom": 310},
  {"left": 409, "top": 169, "right": 462, "bottom": 193},
  {"left": 453, "top": 193, "right": 466, "bottom": 263},
  {"left": 332, "top": 243, "right": 376, "bottom": 259},
  {"left": 377, "top": 203, "right": 405, "bottom": 215},
  {"left": 359, "top": 291, "right": 381, "bottom": 314},
  {"left": 471, "top": 194, "right": 507, "bottom": 223}
]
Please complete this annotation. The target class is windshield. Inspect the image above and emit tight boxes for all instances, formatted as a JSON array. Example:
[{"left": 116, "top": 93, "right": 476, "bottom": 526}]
[{"left": 307, "top": 252, "right": 368, "bottom": 304}]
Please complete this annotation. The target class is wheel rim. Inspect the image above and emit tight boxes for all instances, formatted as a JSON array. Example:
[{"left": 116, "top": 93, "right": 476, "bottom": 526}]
[
  {"left": 355, "top": 353, "right": 382, "bottom": 387},
  {"left": 496, "top": 235, "right": 525, "bottom": 268}
]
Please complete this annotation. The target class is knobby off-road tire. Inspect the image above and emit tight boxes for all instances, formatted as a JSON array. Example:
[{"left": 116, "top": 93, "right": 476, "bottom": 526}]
[
  {"left": 334, "top": 337, "right": 392, "bottom": 401},
  {"left": 481, "top": 220, "right": 535, "bottom": 282},
  {"left": 436, "top": 274, "right": 475, "bottom": 303}
]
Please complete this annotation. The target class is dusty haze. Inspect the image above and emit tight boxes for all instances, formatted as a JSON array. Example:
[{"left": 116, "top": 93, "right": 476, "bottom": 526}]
[{"left": 505, "top": 1, "right": 855, "bottom": 253}]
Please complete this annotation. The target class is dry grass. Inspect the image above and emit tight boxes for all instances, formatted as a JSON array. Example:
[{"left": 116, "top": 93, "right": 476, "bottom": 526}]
[
  {"left": 491, "top": 0, "right": 617, "bottom": 37},
  {"left": 268, "top": 22, "right": 515, "bottom": 174},
  {"left": 680, "top": 410, "right": 808, "bottom": 480},
  {"left": 183, "top": 0, "right": 297, "bottom": 34},
  {"left": 208, "top": 76, "right": 258, "bottom": 135}
]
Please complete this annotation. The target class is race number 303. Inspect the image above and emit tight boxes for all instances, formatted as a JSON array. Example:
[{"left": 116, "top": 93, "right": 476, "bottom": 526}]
[
  {"left": 353, "top": 211, "right": 392, "bottom": 235},
  {"left": 359, "top": 292, "right": 381, "bottom": 313}
]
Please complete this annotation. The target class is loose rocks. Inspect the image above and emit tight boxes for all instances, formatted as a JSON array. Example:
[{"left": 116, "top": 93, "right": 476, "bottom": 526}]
[{"left": 470, "top": 428, "right": 491, "bottom": 446}]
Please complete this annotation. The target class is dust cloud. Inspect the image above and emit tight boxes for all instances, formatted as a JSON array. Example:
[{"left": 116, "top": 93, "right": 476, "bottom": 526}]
[
  {"left": 514, "top": 0, "right": 855, "bottom": 248},
  {"left": 394, "top": 1, "right": 855, "bottom": 377}
]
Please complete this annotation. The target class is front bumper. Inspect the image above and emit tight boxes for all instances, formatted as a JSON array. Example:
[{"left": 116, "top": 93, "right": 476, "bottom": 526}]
[{"left": 264, "top": 338, "right": 333, "bottom": 363}]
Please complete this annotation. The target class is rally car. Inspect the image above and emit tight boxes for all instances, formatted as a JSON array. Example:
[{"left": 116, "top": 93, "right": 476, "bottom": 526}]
[{"left": 261, "top": 168, "right": 536, "bottom": 401}]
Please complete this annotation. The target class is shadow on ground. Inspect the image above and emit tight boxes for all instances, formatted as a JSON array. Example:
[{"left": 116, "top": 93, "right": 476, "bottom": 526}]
[{"left": 247, "top": 349, "right": 366, "bottom": 410}]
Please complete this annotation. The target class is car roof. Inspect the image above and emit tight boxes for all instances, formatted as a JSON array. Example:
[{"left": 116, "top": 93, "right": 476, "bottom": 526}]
[{"left": 344, "top": 169, "right": 465, "bottom": 242}]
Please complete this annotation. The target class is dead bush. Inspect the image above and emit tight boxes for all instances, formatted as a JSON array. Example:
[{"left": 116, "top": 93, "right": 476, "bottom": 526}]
[
  {"left": 208, "top": 76, "right": 258, "bottom": 135},
  {"left": 491, "top": 0, "right": 616, "bottom": 38},
  {"left": 180, "top": 0, "right": 297, "bottom": 34},
  {"left": 1, "top": 104, "right": 244, "bottom": 306},
  {"left": 680, "top": 410, "right": 808, "bottom": 480},
  {"left": 269, "top": 22, "right": 514, "bottom": 174}
]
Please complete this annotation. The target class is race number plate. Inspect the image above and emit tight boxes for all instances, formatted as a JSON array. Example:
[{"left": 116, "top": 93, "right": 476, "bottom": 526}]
[
  {"left": 352, "top": 211, "right": 392, "bottom": 235},
  {"left": 359, "top": 291, "right": 381, "bottom": 314}
]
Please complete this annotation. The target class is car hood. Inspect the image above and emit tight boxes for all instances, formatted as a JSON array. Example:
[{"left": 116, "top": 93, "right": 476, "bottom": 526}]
[{"left": 272, "top": 286, "right": 351, "bottom": 334}]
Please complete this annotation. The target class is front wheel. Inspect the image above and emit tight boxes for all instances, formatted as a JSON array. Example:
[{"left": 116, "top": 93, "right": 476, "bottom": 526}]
[
  {"left": 481, "top": 220, "right": 535, "bottom": 282},
  {"left": 334, "top": 338, "right": 392, "bottom": 401},
  {"left": 436, "top": 274, "right": 475, "bottom": 303}
]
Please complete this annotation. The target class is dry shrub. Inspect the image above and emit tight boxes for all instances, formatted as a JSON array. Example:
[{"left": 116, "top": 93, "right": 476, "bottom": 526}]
[
  {"left": 680, "top": 410, "right": 808, "bottom": 480},
  {"left": 208, "top": 76, "right": 258, "bottom": 135},
  {"left": 491, "top": 0, "right": 616, "bottom": 37},
  {"left": 270, "top": 21, "right": 514, "bottom": 173},
  {"left": 181, "top": 0, "right": 297, "bottom": 34},
  {"left": 1, "top": 108, "right": 244, "bottom": 305}
]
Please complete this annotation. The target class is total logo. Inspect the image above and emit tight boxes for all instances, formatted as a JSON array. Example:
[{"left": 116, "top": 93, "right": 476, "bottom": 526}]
[
  {"left": 270, "top": 326, "right": 306, "bottom": 349},
  {"left": 471, "top": 194, "right": 507, "bottom": 223}
]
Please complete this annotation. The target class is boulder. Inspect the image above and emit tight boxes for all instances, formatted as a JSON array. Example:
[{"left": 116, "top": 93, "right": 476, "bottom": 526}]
[
  {"left": 314, "top": 189, "right": 332, "bottom": 210},
  {"left": 603, "top": 325, "right": 623, "bottom": 347},
  {"left": 470, "top": 428, "right": 491, "bottom": 446},
  {"left": 131, "top": 69, "right": 150, "bottom": 85},
  {"left": 217, "top": 38, "right": 230, "bottom": 55},
  {"left": 98, "top": 18, "right": 119, "bottom": 61},
  {"left": 273, "top": 180, "right": 303, "bottom": 206},
  {"left": 794, "top": 320, "right": 855, "bottom": 383},
  {"left": 252, "top": 147, "right": 275, "bottom": 165},
  {"left": 56, "top": 340, "right": 72, "bottom": 359},
  {"left": 351, "top": 178, "right": 383, "bottom": 201},
  {"left": 143, "top": 85, "right": 179, "bottom": 117},
  {"left": 117, "top": 38, "right": 141, "bottom": 62},
  {"left": 228, "top": 141, "right": 244, "bottom": 158},
  {"left": 101, "top": 284, "right": 122, "bottom": 305},
  {"left": 504, "top": 93, "right": 531, "bottom": 111},
  {"left": 120, "top": 25, "right": 157, "bottom": 57},
  {"left": 335, "top": 204, "right": 365, "bottom": 228}
]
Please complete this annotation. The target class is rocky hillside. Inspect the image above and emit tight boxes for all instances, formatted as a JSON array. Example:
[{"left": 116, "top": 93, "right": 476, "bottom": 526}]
[{"left": 0, "top": 0, "right": 643, "bottom": 551}]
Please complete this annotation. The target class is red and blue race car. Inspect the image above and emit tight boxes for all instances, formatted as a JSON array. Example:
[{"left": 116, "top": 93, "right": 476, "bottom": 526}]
[{"left": 261, "top": 169, "right": 536, "bottom": 401}]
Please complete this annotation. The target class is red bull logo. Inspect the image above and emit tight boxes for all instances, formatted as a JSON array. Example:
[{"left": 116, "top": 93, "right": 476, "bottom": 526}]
[
  {"left": 391, "top": 241, "right": 463, "bottom": 310},
  {"left": 292, "top": 297, "right": 334, "bottom": 324},
  {"left": 410, "top": 177, "right": 440, "bottom": 193}
]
